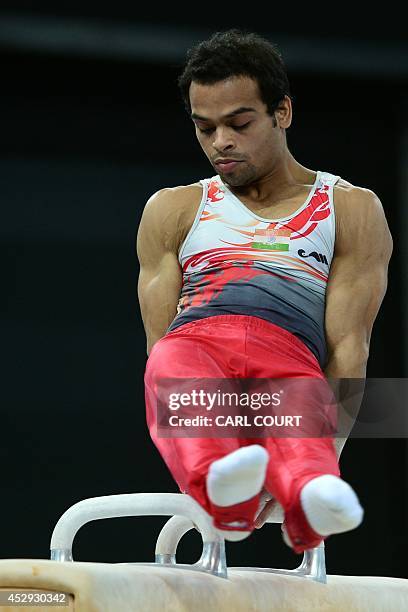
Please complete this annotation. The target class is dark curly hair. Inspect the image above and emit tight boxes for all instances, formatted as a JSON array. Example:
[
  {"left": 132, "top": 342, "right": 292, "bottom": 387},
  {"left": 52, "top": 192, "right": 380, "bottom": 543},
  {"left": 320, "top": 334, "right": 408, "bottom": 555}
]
[{"left": 178, "top": 29, "right": 292, "bottom": 116}]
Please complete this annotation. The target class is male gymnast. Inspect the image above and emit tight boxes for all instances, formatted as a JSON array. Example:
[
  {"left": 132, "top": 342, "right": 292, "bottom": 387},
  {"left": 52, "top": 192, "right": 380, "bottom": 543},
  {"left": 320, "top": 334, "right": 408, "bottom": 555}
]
[{"left": 137, "top": 30, "right": 393, "bottom": 553}]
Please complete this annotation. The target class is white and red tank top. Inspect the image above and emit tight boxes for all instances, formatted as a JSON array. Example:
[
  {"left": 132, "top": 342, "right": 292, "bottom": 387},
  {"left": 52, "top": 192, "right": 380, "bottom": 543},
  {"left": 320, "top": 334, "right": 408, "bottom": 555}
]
[{"left": 167, "top": 171, "right": 340, "bottom": 368}]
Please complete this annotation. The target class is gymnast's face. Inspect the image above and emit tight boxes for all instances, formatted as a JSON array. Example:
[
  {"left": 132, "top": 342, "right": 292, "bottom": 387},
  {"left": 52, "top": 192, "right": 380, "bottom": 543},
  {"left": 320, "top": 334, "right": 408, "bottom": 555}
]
[{"left": 189, "top": 76, "right": 292, "bottom": 188}]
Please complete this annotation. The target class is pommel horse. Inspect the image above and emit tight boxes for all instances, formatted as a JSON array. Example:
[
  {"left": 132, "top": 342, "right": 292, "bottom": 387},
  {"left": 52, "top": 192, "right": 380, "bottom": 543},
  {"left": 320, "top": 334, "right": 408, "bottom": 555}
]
[{"left": 0, "top": 492, "right": 406, "bottom": 611}]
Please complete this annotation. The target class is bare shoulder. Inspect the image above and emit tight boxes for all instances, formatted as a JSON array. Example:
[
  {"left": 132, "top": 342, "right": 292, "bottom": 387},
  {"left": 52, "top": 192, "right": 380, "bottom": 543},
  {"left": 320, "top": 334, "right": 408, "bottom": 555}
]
[
  {"left": 333, "top": 178, "right": 393, "bottom": 254},
  {"left": 334, "top": 177, "right": 390, "bottom": 219},
  {"left": 146, "top": 182, "right": 203, "bottom": 209},
  {"left": 140, "top": 182, "right": 203, "bottom": 253}
]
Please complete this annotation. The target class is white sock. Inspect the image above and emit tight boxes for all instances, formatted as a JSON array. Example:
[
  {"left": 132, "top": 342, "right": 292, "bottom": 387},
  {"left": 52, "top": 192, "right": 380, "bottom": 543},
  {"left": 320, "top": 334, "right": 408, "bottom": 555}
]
[
  {"left": 207, "top": 445, "right": 269, "bottom": 541},
  {"left": 300, "top": 474, "right": 364, "bottom": 537}
]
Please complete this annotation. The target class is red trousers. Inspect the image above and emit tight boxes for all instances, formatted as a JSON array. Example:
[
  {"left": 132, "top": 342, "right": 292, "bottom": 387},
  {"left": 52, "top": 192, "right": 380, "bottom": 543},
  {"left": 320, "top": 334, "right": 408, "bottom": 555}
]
[{"left": 144, "top": 315, "right": 340, "bottom": 552}]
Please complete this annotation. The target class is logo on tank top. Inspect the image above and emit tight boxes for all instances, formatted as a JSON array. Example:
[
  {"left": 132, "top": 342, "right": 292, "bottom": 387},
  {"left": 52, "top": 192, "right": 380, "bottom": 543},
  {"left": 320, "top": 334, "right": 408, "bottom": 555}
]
[
  {"left": 251, "top": 228, "right": 291, "bottom": 251},
  {"left": 298, "top": 249, "right": 328, "bottom": 265},
  {"left": 207, "top": 180, "right": 224, "bottom": 203}
]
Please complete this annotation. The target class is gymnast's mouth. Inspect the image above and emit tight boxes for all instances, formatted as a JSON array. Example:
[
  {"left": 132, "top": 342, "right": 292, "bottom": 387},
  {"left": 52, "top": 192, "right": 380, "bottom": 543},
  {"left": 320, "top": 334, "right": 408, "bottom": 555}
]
[{"left": 214, "top": 160, "right": 243, "bottom": 173}]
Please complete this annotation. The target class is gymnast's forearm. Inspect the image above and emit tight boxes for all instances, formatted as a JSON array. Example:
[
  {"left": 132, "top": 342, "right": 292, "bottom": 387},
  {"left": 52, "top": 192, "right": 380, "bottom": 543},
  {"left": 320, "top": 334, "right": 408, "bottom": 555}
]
[
  {"left": 324, "top": 344, "right": 368, "bottom": 459},
  {"left": 140, "top": 287, "right": 179, "bottom": 356}
]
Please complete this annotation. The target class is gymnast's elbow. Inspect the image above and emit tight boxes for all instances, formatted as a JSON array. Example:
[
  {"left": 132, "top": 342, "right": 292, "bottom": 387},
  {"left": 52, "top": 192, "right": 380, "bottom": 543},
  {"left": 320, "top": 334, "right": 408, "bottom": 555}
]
[{"left": 324, "top": 334, "right": 370, "bottom": 379}]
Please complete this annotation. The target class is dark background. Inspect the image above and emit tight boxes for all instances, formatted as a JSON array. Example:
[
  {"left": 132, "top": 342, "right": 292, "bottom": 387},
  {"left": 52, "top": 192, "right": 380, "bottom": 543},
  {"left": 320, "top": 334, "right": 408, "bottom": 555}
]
[{"left": 1, "top": 4, "right": 407, "bottom": 578}]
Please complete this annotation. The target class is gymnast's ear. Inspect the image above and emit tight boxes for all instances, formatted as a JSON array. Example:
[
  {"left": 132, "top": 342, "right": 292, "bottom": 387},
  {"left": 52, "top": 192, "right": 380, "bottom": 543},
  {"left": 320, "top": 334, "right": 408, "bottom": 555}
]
[{"left": 274, "top": 95, "right": 292, "bottom": 130}]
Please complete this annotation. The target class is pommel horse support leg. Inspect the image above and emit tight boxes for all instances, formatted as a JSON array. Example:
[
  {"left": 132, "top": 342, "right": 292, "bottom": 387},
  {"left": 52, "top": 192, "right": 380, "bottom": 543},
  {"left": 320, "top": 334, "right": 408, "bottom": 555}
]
[{"left": 0, "top": 493, "right": 407, "bottom": 611}]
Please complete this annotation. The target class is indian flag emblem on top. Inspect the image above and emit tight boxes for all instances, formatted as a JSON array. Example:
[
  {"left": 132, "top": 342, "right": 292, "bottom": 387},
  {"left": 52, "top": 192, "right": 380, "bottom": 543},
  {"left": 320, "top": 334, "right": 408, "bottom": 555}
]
[{"left": 251, "top": 228, "right": 292, "bottom": 251}]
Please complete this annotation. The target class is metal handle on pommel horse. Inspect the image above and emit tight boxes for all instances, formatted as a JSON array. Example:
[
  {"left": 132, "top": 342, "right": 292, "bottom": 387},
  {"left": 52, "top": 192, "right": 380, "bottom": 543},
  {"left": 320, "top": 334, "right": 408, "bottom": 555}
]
[{"left": 49, "top": 493, "right": 228, "bottom": 578}]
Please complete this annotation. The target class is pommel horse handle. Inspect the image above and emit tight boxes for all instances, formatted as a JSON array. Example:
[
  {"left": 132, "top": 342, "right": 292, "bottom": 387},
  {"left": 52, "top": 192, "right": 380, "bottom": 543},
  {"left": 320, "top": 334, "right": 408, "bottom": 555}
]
[
  {"left": 155, "top": 498, "right": 326, "bottom": 583},
  {"left": 50, "top": 493, "right": 227, "bottom": 578}
]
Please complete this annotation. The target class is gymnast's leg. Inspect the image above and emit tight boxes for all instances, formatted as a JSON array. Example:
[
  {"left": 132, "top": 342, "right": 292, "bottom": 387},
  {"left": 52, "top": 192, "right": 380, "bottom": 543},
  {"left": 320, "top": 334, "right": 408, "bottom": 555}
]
[
  {"left": 244, "top": 318, "right": 364, "bottom": 553},
  {"left": 144, "top": 320, "right": 269, "bottom": 540}
]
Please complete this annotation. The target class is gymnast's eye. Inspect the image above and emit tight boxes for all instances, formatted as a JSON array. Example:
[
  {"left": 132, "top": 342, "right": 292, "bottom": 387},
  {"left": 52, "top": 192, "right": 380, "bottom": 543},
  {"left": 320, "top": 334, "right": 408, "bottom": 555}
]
[
  {"left": 232, "top": 122, "right": 251, "bottom": 131},
  {"left": 197, "top": 123, "right": 251, "bottom": 135},
  {"left": 197, "top": 126, "right": 215, "bottom": 134}
]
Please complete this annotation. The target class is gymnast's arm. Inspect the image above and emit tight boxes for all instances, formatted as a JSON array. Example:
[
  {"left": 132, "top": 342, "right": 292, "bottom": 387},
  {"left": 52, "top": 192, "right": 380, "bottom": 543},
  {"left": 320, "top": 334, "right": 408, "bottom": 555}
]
[
  {"left": 136, "top": 189, "right": 183, "bottom": 356},
  {"left": 323, "top": 187, "right": 393, "bottom": 456},
  {"left": 255, "top": 188, "right": 392, "bottom": 529}
]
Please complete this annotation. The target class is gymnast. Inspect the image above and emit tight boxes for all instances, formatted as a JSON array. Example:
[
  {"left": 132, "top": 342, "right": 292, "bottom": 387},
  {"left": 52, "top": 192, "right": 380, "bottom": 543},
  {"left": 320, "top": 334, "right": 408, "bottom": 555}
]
[{"left": 137, "top": 29, "right": 393, "bottom": 553}]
